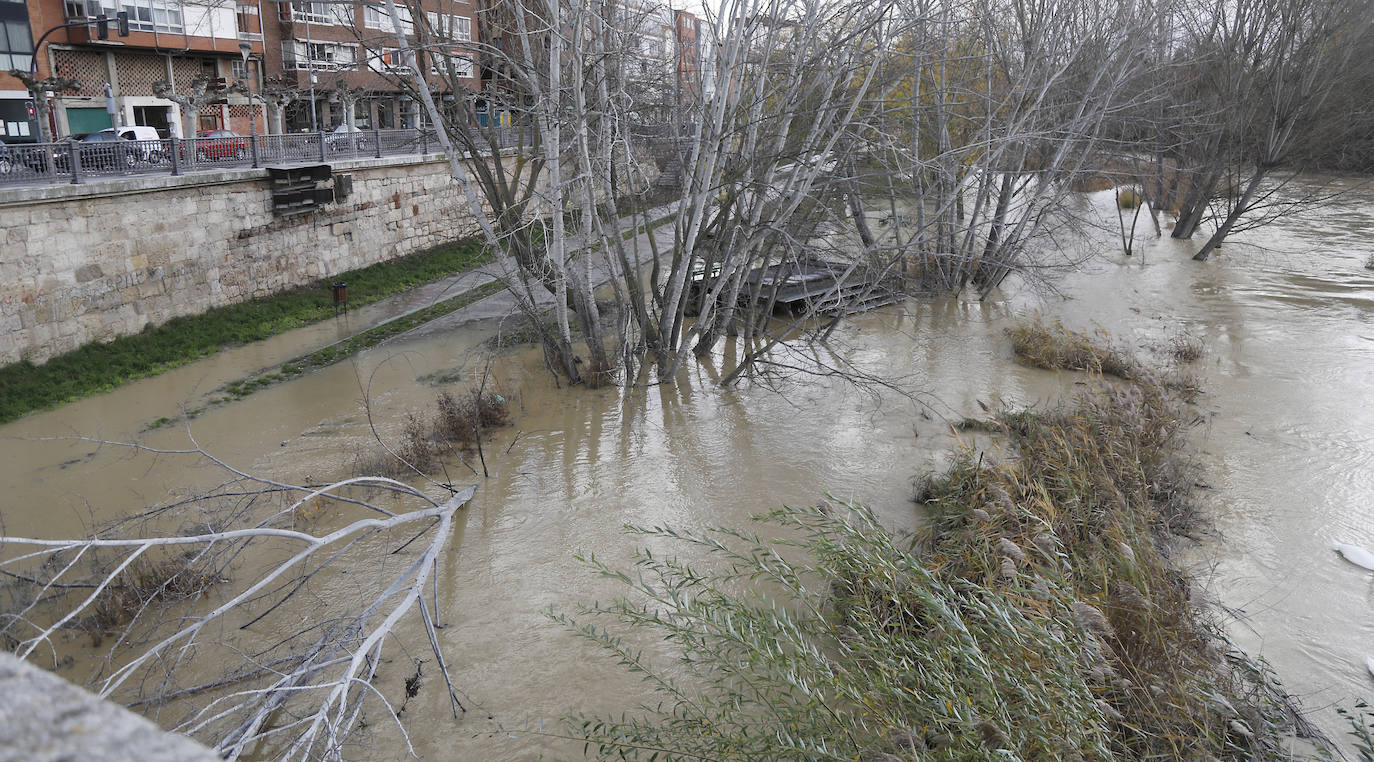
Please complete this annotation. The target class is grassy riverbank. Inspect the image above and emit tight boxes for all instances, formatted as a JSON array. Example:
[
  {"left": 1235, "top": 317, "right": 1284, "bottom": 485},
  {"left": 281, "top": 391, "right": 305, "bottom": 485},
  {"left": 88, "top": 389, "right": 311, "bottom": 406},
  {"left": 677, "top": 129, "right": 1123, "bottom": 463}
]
[
  {"left": 561, "top": 320, "right": 1325, "bottom": 760},
  {"left": 0, "top": 239, "right": 489, "bottom": 424},
  {"left": 212, "top": 279, "right": 505, "bottom": 405}
]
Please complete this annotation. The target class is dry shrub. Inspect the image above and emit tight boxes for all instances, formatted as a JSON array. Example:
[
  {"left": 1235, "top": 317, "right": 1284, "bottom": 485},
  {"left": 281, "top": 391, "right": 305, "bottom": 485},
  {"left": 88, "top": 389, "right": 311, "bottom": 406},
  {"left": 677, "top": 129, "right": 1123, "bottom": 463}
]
[
  {"left": 88, "top": 555, "right": 218, "bottom": 641},
  {"left": 395, "top": 411, "right": 437, "bottom": 473},
  {"left": 357, "top": 386, "right": 513, "bottom": 478},
  {"left": 435, "top": 389, "right": 510, "bottom": 451},
  {"left": 913, "top": 347, "right": 1315, "bottom": 758},
  {"left": 1117, "top": 188, "right": 1143, "bottom": 209},
  {"left": 1006, "top": 317, "right": 1139, "bottom": 380},
  {"left": 1169, "top": 333, "right": 1205, "bottom": 363},
  {"left": 1074, "top": 175, "right": 1120, "bottom": 192}
]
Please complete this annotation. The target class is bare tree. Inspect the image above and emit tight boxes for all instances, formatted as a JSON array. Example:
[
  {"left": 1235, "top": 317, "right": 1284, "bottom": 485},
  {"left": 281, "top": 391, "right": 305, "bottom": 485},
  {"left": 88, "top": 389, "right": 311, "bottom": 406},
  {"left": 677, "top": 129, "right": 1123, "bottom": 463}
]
[
  {"left": 1164, "top": 0, "right": 1369, "bottom": 260},
  {"left": 359, "top": 0, "right": 1181, "bottom": 385},
  {"left": 260, "top": 76, "right": 311, "bottom": 135},
  {"left": 385, "top": 0, "right": 906, "bottom": 383},
  {"left": 153, "top": 75, "right": 223, "bottom": 140},
  {"left": 865, "top": 0, "right": 1173, "bottom": 296},
  {"left": 6, "top": 70, "right": 80, "bottom": 145}
]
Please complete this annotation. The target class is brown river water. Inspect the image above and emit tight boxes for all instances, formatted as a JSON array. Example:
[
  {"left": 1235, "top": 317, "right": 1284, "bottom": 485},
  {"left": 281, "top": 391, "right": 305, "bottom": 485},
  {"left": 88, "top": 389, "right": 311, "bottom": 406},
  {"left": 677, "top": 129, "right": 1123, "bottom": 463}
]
[{"left": 2, "top": 177, "right": 1373, "bottom": 757}]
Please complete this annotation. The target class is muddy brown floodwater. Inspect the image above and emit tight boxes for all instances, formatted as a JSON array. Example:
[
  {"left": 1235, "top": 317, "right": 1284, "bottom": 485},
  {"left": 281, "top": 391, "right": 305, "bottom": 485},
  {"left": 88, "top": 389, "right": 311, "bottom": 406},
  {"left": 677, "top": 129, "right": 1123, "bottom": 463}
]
[{"left": 2, "top": 175, "right": 1373, "bottom": 757}]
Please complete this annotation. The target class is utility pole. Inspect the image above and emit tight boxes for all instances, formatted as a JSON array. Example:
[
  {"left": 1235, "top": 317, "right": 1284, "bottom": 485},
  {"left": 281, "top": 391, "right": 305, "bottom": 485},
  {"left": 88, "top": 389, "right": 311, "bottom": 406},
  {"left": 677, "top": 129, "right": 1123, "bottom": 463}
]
[{"left": 305, "top": 17, "right": 318, "bottom": 131}]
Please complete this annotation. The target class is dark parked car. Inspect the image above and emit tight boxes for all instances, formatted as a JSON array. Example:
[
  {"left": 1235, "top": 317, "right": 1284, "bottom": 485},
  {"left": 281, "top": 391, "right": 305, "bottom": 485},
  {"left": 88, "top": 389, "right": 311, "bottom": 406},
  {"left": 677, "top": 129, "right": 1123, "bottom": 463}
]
[
  {"left": 187, "top": 130, "right": 248, "bottom": 160},
  {"left": 50, "top": 131, "right": 140, "bottom": 172}
]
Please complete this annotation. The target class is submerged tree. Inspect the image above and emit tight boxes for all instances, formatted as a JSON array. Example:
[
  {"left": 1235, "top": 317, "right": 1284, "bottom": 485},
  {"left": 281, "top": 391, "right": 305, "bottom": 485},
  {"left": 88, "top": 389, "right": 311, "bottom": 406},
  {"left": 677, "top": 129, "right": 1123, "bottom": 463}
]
[
  {"left": 1164, "top": 0, "right": 1369, "bottom": 260},
  {"left": 386, "top": 0, "right": 1189, "bottom": 385},
  {"left": 369, "top": 0, "right": 1374, "bottom": 386},
  {"left": 0, "top": 437, "right": 475, "bottom": 761}
]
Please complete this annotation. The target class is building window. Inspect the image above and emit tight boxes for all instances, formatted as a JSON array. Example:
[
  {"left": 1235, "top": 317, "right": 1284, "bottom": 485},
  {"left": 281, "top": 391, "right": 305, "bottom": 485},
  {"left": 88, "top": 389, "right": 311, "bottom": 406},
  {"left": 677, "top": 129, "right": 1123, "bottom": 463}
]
[
  {"left": 0, "top": 18, "right": 33, "bottom": 71},
  {"left": 430, "top": 55, "right": 473, "bottom": 78},
  {"left": 286, "top": 1, "right": 342, "bottom": 25},
  {"left": 282, "top": 40, "right": 356, "bottom": 70},
  {"left": 231, "top": 57, "right": 248, "bottom": 79},
  {"left": 367, "top": 48, "right": 410, "bottom": 73},
  {"left": 365, "top": 4, "right": 413, "bottom": 34},
  {"left": 425, "top": 13, "right": 469, "bottom": 41},
  {"left": 235, "top": 3, "right": 261, "bottom": 39},
  {"left": 72, "top": 0, "right": 183, "bottom": 33}
]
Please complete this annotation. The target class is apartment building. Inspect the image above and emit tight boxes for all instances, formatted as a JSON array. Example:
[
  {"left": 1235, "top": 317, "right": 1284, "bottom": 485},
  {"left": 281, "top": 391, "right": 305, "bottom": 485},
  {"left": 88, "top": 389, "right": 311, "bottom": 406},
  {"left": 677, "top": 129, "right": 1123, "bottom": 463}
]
[
  {"left": 0, "top": 0, "right": 266, "bottom": 140},
  {"left": 0, "top": 0, "right": 481, "bottom": 142},
  {"left": 673, "top": 8, "right": 703, "bottom": 107},
  {"left": 0, "top": 0, "right": 699, "bottom": 143},
  {"left": 0, "top": 0, "right": 36, "bottom": 140},
  {"left": 264, "top": 0, "right": 480, "bottom": 132}
]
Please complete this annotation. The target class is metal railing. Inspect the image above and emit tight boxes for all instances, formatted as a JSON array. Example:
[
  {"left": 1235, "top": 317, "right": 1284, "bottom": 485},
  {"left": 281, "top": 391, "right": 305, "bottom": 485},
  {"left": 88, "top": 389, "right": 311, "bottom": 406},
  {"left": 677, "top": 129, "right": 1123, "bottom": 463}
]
[
  {"left": 0, "top": 126, "right": 560, "bottom": 189},
  {"left": 0, "top": 128, "right": 523, "bottom": 189}
]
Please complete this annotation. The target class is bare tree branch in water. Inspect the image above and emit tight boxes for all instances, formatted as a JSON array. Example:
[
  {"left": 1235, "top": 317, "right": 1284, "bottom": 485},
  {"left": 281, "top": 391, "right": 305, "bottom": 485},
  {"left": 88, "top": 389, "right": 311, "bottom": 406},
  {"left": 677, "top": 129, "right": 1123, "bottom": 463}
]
[{"left": 0, "top": 435, "right": 474, "bottom": 762}]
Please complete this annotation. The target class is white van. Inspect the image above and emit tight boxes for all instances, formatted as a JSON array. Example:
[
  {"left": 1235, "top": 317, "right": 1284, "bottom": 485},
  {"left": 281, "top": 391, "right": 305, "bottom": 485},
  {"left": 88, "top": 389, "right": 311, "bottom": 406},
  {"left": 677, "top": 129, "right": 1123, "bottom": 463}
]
[{"left": 93, "top": 125, "right": 165, "bottom": 161}]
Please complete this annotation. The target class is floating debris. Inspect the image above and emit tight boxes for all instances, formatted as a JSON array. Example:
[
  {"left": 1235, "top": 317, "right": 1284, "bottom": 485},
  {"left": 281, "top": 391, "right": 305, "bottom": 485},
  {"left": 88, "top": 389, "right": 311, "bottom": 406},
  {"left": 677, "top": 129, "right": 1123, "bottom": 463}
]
[{"left": 1333, "top": 541, "right": 1374, "bottom": 571}]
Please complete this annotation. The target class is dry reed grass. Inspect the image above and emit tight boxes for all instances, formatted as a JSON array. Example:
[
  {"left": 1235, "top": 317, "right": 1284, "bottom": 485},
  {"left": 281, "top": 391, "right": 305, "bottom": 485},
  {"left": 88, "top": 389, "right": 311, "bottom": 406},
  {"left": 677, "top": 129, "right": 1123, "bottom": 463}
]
[
  {"left": 557, "top": 320, "right": 1321, "bottom": 761},
  {"left": 1169, "top": 333, "right": 1205, "bottom": 363},
  {"left": 913, "top": 327, "right": 1316, "bottom": 759},
  {"left": 1117, "top": 188, "right": 1143, "bottom": 209},
  {"left": 1006, "top": 318, "right": 1140, "bottom": 379}
]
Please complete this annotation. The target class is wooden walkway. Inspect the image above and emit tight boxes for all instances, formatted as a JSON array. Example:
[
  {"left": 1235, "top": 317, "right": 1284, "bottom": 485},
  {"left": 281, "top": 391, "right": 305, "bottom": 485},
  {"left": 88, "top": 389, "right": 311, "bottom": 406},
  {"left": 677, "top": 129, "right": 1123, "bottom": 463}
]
[{"left": 695, "top": 259, "right": 900, "bottom": 315}]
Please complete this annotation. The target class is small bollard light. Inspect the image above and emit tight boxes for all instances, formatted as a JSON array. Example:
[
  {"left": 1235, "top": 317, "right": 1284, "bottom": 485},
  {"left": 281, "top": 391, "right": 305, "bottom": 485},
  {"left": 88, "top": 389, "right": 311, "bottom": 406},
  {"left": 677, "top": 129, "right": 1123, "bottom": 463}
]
[{"left": 332, "top": 282, "right": 348, "bottom": 312}]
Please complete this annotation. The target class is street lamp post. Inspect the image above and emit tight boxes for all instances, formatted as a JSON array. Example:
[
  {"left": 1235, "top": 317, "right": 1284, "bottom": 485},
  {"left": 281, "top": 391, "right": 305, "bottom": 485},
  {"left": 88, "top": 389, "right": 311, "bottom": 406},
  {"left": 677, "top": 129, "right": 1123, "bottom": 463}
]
[{"left": 238, "top": 41, "right": 259, "bottom": 166}]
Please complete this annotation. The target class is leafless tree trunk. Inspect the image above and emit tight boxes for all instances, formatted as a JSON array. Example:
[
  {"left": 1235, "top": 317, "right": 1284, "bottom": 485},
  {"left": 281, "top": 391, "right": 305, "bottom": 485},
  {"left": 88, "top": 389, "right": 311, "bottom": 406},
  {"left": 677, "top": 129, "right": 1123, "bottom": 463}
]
[
  {"left": 153, "top": 75, "right": 221, "bottom": 140},
  {"left": 1163, "top": 0, "right": 1368, "bottom": 260},
  {"left": 7, "top": 71, "right": 80, "bottom": 145}
]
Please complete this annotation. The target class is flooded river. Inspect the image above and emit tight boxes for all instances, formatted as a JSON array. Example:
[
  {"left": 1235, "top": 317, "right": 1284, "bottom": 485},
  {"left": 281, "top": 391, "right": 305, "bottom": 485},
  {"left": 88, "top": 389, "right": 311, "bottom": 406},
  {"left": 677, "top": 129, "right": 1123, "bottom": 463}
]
[{"left": 2, "top": 177, "right": 1372, "bottom": 757}]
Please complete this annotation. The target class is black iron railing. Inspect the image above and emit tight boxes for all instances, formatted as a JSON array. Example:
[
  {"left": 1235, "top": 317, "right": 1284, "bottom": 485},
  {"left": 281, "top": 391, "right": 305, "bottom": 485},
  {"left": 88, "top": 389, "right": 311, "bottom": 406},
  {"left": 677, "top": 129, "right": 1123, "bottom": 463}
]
[{"left": 0, "top": 126, "right": 534, "bottom": 188}]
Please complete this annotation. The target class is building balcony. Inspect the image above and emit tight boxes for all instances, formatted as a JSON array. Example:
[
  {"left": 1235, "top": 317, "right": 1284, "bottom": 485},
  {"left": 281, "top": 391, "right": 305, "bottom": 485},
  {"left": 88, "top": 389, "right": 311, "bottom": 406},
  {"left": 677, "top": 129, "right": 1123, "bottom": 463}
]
[{"left": 57, "top": 2, "right": 264, "bottom": 57}]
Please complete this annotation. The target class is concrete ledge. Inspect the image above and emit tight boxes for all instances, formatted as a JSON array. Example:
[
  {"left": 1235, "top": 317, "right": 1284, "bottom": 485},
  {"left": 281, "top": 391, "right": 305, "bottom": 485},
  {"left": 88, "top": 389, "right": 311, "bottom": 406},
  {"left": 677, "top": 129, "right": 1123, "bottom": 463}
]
[
  {"left": 0, "top": 152, "right": 453, "bottom": 208},
  {"left": 0, "top": 652, "right": 220, "bottom": 762}
]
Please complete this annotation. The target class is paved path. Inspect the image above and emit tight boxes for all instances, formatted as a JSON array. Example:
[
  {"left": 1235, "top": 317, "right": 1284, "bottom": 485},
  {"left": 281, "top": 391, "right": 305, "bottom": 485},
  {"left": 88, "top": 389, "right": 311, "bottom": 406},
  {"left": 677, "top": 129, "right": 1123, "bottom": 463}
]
[{"left": 297, "top": 200, "right": 682, "bottom": 347}]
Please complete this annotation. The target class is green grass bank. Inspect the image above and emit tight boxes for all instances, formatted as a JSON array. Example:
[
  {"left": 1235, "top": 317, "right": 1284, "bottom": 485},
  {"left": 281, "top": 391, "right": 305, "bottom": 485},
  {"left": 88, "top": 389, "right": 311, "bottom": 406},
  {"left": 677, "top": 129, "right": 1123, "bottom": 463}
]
[{"left": 0, "top": 239, "right": 489, "bottom": 424}]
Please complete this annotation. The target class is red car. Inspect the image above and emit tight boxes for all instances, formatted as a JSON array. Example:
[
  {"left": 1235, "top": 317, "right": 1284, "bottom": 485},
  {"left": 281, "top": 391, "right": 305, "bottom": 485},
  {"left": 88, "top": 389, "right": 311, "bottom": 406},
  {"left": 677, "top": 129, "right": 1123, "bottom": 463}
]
[{"left": 188, "top": 130, "right": 248, "bottom": 160}]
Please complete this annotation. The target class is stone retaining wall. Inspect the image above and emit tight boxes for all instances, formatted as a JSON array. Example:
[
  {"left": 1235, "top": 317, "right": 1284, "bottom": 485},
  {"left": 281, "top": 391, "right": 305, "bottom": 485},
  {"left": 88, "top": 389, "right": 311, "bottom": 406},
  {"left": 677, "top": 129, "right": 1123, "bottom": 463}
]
[
  {"left": 0, "top": 651, "right": 221, "bottom": 762},
  {"left": 0, "top": 155, "right": 482, "bottom": 366}
]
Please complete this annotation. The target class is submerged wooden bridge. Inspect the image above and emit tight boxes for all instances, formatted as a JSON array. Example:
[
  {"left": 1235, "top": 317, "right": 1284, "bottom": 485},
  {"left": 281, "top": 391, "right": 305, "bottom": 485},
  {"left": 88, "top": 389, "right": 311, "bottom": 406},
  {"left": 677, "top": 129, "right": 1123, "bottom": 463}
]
[{"left": 692, "top": 259, "right": 900, "bottom": 316}]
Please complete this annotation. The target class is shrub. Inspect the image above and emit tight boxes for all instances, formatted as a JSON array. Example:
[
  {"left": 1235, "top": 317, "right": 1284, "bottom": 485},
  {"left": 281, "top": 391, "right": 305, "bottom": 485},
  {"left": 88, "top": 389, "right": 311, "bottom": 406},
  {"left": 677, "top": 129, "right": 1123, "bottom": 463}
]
[
  {"left": 559, "top": 347, "right": 1320, "bottom": 760},
  {"left": 1006, "top": 317, "right": 1139, "bottom": 379},
  {"left": 1169, "top": 333, "right": 1205, "bottom": 363},
  {"left": 359, "top": 386, "right": 512, "bottom": 478},
  {"left": 435, "top": 390, "right": 510, "bottom": 450},
  {"left": 1117, "top": 188, "right": 1143, "bottom": 209}
]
